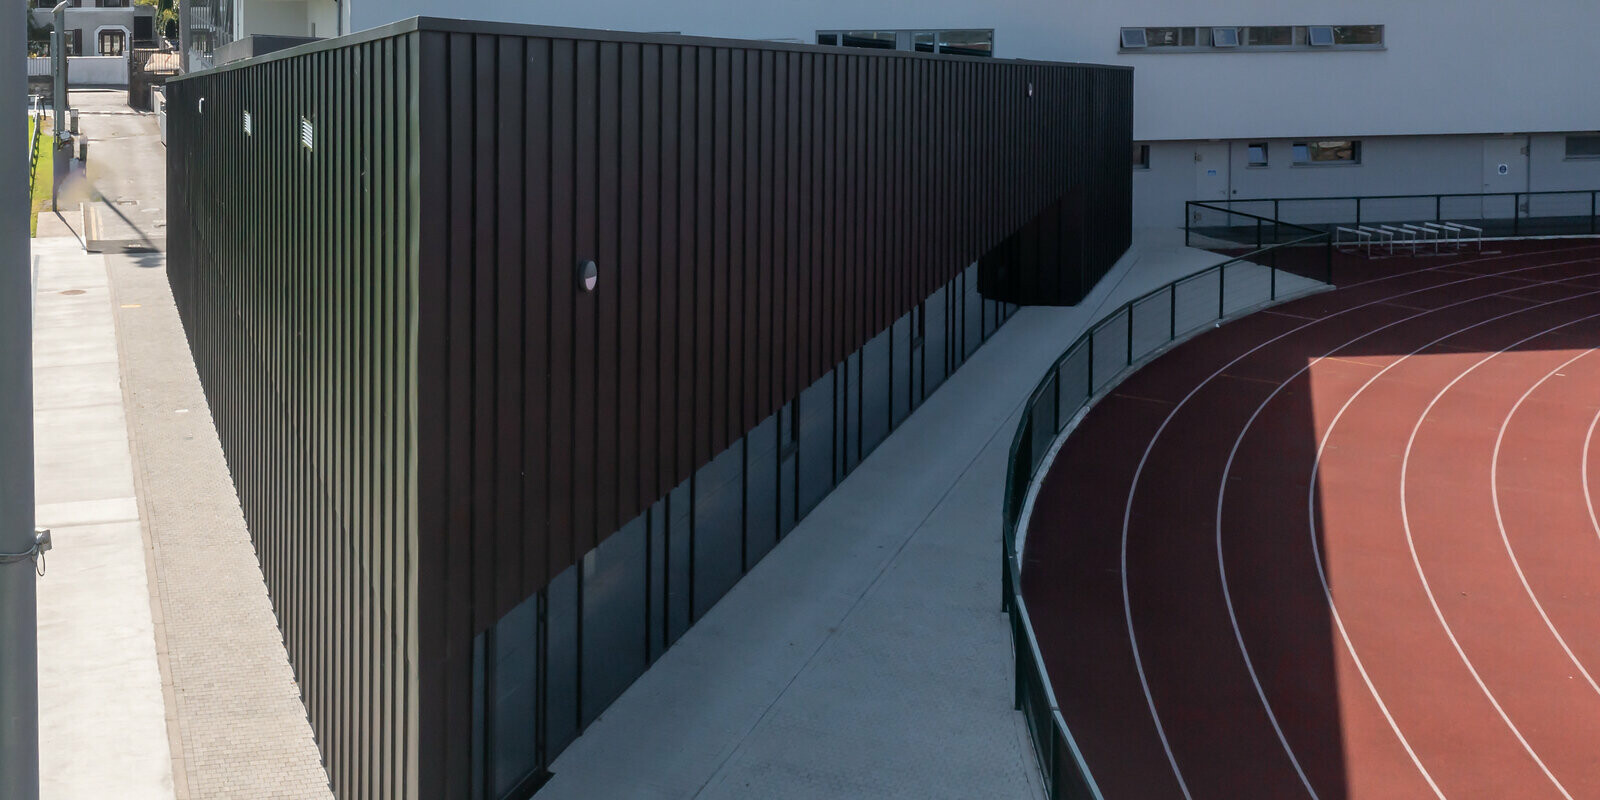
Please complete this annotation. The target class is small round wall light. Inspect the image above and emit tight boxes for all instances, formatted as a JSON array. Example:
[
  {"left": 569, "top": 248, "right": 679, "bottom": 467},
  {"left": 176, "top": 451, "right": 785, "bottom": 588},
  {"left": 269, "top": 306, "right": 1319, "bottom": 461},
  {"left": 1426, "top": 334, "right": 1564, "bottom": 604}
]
[{"left": 578, "top": 259, "right": 599, "bottom": 292}]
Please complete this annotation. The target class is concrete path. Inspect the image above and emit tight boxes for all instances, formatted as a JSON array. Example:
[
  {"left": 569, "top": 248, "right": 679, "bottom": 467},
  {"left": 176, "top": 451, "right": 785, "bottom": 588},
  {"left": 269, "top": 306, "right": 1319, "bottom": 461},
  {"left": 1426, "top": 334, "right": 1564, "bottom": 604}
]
[
  {"left": 33, "top": 90, "right": 331, "bottom": 800},
  {"left": 32, "top": 235, "right": 175, "bottom": 800},
  {"left": 542, "top": 228, "right": 1314, "bottom": 798}
]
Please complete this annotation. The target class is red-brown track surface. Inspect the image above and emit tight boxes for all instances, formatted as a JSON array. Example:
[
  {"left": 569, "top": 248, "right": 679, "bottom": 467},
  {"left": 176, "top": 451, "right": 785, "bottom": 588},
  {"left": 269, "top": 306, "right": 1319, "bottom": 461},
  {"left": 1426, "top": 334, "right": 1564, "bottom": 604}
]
[{"left": 1022, "top": 240, "right": 1600, "bottom": 800}]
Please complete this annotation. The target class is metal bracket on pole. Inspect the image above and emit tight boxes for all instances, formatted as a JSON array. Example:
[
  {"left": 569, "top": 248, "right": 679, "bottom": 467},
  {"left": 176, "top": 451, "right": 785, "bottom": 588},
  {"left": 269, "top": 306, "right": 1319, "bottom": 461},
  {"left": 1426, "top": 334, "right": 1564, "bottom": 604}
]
[{"left": 0, "top": 530, "right": 51, "bottom": 576}]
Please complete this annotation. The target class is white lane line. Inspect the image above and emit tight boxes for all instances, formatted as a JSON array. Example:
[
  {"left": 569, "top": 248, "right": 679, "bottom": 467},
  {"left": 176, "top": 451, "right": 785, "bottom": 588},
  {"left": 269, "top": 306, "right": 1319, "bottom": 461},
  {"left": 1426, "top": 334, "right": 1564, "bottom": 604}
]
[
  {"left": 1584, "top": 403, "right": 1600, "bottom": 550},
  {"left": 1119, "top": 249, "right": 1600, "bottom": 798},
  {"left": 1398, "top": 316, "right": 1600, "bottom": 800},
  {"left": 1492, "top": 348, "right": 1600, "bottom": 698}
]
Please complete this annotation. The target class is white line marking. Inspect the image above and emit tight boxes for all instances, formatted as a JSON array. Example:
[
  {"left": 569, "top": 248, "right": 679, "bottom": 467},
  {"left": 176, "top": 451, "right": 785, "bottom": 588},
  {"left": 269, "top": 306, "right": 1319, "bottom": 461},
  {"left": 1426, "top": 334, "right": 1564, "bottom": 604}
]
[
  {"left": 1492, "top": 348, "right": 1600, "bottom": 699},
  {"left": 1118, "top": 246, "right": 1600, "bottom": 798},
  {"left": 1584, "top": 403, "right": 1600, "bottom": 552},
  {"left": 1398, "top": 316, "right": 1600, "bottom": 800}
]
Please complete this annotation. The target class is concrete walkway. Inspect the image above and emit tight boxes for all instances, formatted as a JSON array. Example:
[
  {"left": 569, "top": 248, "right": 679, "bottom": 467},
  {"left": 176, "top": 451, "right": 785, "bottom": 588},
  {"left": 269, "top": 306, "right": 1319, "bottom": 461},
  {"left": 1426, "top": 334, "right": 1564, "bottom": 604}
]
[
  {"left": 33, "top": 91, "right": 331, "bottom": 800},
  {"left": 542, "top": 228, "right": 1315, "bottom": 798}
]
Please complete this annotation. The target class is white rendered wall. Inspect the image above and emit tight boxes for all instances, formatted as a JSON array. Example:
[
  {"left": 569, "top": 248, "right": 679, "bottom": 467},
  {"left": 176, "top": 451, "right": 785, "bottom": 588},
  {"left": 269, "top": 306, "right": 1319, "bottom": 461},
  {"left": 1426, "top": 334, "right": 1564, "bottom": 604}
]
[
  {"left": 239, "top": 0, "right": 312, "bottom": 37},
  {"left": 27, "top": 56, "right": 129, "bottom": 87},
  {"left": 346, "top": 0, "right": 1599, "bottom": 143}
]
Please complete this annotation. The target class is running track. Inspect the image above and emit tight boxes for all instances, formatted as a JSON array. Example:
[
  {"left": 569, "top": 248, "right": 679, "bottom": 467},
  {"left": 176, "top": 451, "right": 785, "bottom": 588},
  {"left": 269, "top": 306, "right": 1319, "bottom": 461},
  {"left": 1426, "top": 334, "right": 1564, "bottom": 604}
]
[{"left": 1022, "top": 241, "right": 1600, "bottom": 799}]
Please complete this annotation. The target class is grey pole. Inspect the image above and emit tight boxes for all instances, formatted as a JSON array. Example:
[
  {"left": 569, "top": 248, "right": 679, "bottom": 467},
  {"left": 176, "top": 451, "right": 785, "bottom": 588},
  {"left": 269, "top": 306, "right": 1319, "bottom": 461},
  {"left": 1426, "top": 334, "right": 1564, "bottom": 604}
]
[
  {"left": 49, "top": 1, "right": 68, "bottom": 213},
  {"left": 1, "top": 0, "right": 41, "bottom": 797}
]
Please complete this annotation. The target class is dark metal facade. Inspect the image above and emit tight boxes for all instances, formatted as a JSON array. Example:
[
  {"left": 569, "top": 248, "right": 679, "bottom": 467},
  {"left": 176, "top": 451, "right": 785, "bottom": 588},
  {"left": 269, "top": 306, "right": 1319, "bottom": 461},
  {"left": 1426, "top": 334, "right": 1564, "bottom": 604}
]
[{"left": 167, "top": 18, "right": 1131, "bottom": 799}]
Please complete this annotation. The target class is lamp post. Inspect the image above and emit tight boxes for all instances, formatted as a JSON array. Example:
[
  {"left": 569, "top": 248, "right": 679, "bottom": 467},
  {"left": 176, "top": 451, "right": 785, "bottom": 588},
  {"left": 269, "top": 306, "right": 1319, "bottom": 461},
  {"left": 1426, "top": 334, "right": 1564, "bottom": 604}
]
[{"left": 1, "top": 2, "right": 41, "bottom": 798}]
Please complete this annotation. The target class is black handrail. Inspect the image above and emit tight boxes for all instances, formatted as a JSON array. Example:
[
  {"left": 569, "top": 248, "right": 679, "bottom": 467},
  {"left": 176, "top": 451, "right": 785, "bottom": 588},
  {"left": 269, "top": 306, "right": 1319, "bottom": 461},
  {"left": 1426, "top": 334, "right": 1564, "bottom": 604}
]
[
  {"left": 1000, "top": 207, "right": 1332, "bottom": 799},
  {"left": 1188, "top": 190, "right": 1600, "bottom": 241}
]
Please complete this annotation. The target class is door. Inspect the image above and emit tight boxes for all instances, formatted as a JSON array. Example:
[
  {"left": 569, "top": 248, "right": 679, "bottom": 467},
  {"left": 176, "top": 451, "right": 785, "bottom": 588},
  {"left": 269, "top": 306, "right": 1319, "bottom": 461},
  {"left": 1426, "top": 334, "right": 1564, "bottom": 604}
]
[
  {"left": 1193, "top": 142, "right": 1230, "bottom": 229},
  {"left": 1482, "top": 137, "right": 1528, "bottom": 220}
]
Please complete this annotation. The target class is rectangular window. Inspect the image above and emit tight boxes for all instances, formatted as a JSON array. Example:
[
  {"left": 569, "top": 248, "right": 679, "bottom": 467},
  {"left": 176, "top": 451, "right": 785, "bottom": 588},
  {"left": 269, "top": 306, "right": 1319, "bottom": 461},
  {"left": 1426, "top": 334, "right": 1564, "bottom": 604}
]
[
  {"left": 914, "top": 31, "right": 936, "bottom": 53},
  {"left": 840, "top": 31, "right": 897, "bottom": 50},
  {"left": 1133, "top": 143, "right": 1150, "bottom": 170},
  {"left": 98, "top": 29, "right": 124, "bottom": 57},
  {"left": 1145, "top": 27, "right": 1185, "bottom": 47},
  {"left": 1567, "top": 135, "right": 1600, "bottom": 159},
  {"left": 816, "top": 33, "right": 837, "bottom": 46},
  {"left": 1120, "top": 28, "right": 1147, "bottom": 48},
  {"left": 1293, "top": 140, "right": 1360, "bottom": 165},
  {"left": 1307, "top": 26, "right": 1335, "bottom": 46},
  {"left": 1248, "top": 142, "right": 1268, "bottom": 167},
  {"left": 1212, "top": 27, "right": 1239, "bottom": 47},
  {"left": 1245, "top": 26, "right": 1292, "bottom": 46},
  {"left": 939, "top": 30, "right": 992, "bottom": 57},
  {"left": 1332, "top": 25, "right": 1382, "bottom": 45}
]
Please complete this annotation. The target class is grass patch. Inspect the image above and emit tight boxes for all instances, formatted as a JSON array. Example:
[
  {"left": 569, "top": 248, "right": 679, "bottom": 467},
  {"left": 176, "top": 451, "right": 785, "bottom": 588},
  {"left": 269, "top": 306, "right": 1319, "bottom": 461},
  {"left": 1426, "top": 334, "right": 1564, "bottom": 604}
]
[{"left": 27, "top": 116, "right": 53, "bottom": 237}]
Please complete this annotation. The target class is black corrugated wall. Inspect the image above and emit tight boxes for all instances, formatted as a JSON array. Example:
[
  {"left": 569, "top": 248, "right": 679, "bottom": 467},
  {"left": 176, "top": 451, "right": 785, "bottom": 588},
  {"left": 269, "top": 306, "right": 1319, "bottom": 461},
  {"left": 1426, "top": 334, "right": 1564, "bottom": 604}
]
[
  {"left": 167, "top": 30, "right": 421, "bottom": 800},
  {"left": 167, "top": 18, "right": 1131, "bottom": 799}
]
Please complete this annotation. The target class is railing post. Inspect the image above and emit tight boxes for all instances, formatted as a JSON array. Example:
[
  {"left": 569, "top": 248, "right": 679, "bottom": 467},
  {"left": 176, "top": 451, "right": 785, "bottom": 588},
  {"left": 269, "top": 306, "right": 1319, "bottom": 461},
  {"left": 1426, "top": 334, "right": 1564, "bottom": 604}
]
[
  {"left": 1255, "top": 218, "right": 1262, "bottom": 251},
  {"left": 1218, "top": 264, "right": 1226, "bottom": 320},
  {"left": 1086, "top": 330, "right": 1095, "bottom": 396},
  {"left": 1355, "top": 197, "right": 1362, "bottom": 229},
  {"left": 1325, "top": 234, "right": 1333, "bottom": 284},
  {"left": 1270, "top": 238, "right": 1278, "bottom": 300},
  {"left": 1591, "top": 191, "right": 1596, "bottom": 236},
  {"left": 1184, "top": 203, "right": 1191, "bottom": 247},
  {"left": 1514, "top": 192, "right": 1520, "bottom": 237},
  {"left": 1169, "top": 287, "right": 1177, "bottom": 340},
  {"left": 1436, "top": 194, "right": 1442, "bottom": 223},
  {"left": 1273, "top": 198, "right": 1280, "bottom": 228},
  {"left": 1126, "top": 307, "right": 1134, "bottom": 366}
]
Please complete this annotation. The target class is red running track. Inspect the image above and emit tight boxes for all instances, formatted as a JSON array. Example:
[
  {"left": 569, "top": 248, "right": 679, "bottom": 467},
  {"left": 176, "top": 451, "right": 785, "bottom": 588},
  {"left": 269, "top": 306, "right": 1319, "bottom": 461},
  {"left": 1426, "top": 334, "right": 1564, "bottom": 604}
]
[{"left": 1022, "top": 240, "right": 1600, "bottom": 800}]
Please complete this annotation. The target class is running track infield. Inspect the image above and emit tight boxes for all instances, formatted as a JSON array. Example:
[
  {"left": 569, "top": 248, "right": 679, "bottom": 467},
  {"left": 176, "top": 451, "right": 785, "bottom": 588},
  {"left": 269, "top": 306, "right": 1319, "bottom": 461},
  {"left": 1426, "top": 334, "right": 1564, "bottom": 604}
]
[{"left": 1022, "top": 241, "right": 1600, "bottom": 799}]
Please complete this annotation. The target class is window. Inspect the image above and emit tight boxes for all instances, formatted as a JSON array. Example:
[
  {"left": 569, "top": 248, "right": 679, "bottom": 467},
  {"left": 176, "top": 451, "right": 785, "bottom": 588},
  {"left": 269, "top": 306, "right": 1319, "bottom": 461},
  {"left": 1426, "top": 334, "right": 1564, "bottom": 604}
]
[
  {"left": 1212, "top": 27, "right": 1239, "bottom": 47},
  {"left": 939, "top": 30, "right": 992, "bottom": 57},
  {"left": 819, "top": 29, "right": 994, "bottom": 57},
  {"left": 1133, "top": 144, "right": 1150, "bottom": 170},
  {"left": 97, "top": 29, "right": 124, "bottom": 57},
  {"left": 840, "top": 31, "right": 896, "bottom": 50},
  {"left": 1248, "top": 142, "right": 1268, "bottom": 167},
  {"left": 1245, "top": 26, "right": 1292, "bottom": 46},
  {"left": 1332, "top": 25, "right": 1383, "bottom": 45},
  {"left": 1567, "top": 135, "right": 1600, "bottom": 159},
  {"left": 1307, "top": 26, "right": 1335, "bottom": 46},
  {"left": 1145, "top": 27, "right": 1185, "bottom": 47},
  {"left": 1120, "top": 28, "right": 1147, "bottom": 48},
  {"left": 1293, "top": 140, "right": 1360, "bottom": 165},
  {"left": 68, "top": 29, "right": 82, "bottom": 56}
]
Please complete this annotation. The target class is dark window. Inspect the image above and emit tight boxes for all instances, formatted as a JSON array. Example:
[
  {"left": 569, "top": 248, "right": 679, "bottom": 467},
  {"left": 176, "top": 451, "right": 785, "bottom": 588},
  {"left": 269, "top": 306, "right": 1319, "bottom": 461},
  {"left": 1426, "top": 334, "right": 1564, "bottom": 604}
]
[
  {"left": 1248, "top": 142, "right": 1268, "bottom": 166},
  {"left": 816, "top": 32, "right": 837, "bottom": 46},
  {"left": 1566, "top": 135, "right": 1600, "bottom": 159},
  {"left": 1120, "top": 28, "right": 1147, "bottom": 48},
  {"left": 1293, "top": 140, "right": 1360, "bottom": 165},
  {"left": 1133, "top": 143, "right": 1150, "bottom": 170},
  {"left": 69, "top": 29, "right": 82, "bottom": 56},
  {"left": 914, "top": 31, "right": 936, "bottom": 52},
  {"left": 938, "top": 30, "right": 992, "bottom": 57},
  {"left": 1332, "top": 25, "right": 1382, "bottom": 45},
  {"left": 98, "top": 29, "right": 124, "bottom": 56},
  {"left": 840, "top": 31, "right": 896, "bottom": 50},
  {"left": 1246, "top": 26, "right": 1292, "bottom": 46},
  {"left": 1144, "top": 27, "right": 1184, "bottom": 47}
]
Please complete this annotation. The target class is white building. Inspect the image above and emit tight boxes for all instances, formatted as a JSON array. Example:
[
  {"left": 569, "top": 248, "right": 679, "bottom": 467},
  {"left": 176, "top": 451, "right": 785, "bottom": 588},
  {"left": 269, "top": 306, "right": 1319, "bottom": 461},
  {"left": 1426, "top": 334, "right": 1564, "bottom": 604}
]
[
  {"left": 28, "top": 0, "right": 155, "bottom": 58},
  {"left": 217, "top": 0, "right": 1600, "bottom": 227}
]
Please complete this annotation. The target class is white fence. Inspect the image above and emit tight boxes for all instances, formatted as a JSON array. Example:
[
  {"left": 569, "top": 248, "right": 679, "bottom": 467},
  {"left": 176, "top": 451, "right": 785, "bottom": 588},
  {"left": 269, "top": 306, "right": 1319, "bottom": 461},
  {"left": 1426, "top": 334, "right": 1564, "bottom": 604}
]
[{"left": 27, "top": 56, "right": 130, "bottom": 87}]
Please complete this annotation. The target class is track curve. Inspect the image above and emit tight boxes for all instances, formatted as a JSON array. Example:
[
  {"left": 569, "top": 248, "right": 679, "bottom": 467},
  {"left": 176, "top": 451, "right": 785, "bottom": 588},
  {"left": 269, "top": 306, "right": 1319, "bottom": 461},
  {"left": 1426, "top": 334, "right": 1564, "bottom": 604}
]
[{"left": 1022, "top": 241, "right": 1600, "bottom": 799}]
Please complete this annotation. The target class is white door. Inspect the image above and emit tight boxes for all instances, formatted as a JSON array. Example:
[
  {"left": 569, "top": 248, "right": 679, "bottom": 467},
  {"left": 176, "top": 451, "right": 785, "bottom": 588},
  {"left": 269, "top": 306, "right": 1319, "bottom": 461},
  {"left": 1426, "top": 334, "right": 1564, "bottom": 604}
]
[
  {"left": 1193, "top": 143, "right": 1230, "bottom": 227},
  {"left": 1482, "top": 137, "right": 1528, "bottom": 219}
]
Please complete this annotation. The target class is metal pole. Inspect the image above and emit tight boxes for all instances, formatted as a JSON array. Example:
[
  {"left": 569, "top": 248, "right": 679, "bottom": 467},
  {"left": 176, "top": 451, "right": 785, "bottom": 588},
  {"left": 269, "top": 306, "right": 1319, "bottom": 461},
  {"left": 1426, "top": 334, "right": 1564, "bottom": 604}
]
[
  {"left": 2, "top": 3, "right": 41, "bottom": 796},
  {"left": 50, "top": 2, "right": 69, "bottom": 213}
]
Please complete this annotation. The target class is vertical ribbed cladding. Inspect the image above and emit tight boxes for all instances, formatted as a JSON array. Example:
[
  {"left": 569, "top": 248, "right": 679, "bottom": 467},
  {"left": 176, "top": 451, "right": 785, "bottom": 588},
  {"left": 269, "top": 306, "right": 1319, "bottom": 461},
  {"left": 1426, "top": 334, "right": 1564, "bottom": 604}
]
[
  {"left": 165, "top": 29, "right": 420, "bottom": 799},
  {"left": 169, "top": 20, "right": 1131, "bottom": 798}
]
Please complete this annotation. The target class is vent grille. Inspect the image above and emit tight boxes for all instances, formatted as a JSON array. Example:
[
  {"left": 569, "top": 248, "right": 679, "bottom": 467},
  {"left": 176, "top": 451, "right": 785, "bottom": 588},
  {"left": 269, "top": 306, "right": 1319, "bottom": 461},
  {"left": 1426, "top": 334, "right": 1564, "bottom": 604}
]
[
  {"left": 300, "top": 117, "right": 314, "bottom": 151},
  {"left": 243, "top": 110, "right": 252, "bottom": 136}
]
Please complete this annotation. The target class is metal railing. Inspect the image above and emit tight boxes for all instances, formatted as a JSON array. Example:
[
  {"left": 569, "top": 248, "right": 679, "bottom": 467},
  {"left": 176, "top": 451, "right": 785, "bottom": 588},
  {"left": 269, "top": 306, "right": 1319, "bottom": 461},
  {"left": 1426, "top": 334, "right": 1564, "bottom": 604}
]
[
  {"left": 1189, "top": 190, "right": 1600, "bottom": 243},
  {"left": 1000, "top": 207, "right": 1331, "bottom": 799},
  {"left": 27, "top": 110, "right": 43, "bottom": 194}
]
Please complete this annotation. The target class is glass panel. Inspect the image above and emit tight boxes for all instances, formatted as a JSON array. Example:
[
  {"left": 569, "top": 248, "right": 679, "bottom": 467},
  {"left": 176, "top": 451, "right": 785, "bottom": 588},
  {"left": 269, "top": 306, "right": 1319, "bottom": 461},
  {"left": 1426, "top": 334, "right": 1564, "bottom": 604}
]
[
  {"left": 797, "top": 368, "right": 835, "bottom": 514},
  {"left": 1212, "top": 27, "right": 1239, "bottom": 47},
  {"left": 1179, "top": 27, "right": 1197, "bottom": 46},
  {"left": 1332, "top": 25, "right": 1382, "bottom": 45},
  {"left": 647, "top": 500, "right": 666, "bottom": 661},
  {"left": 778, "top": 403, "right": 798, "bottom": 538},
  {"left": 666, "top": 479, "right": 692, "bottom": 644},
  {"left": 963, "top": 264, "right": 983, "bottom": 359},
  {"left": 1294, "top": 140, "right": 1359, "bottom": 164},
  {"left": 1567, "top": 136, "right": 1600, "bottom": 158},
  {"left": 939, "top": 29, "right": 993, "bottom": 57},
  {"left": 914, "top": 31, "right": 936, "bottom": 53},
  {"left": 1144, "top": 27, "right": 1183, "bottom": 47},
  {"left": 843, "top": 351, "right": 861, "bottom": 472},
  {"left": 543, "top": 565, "right": 579, "bottom": 760},
  {"left": 692, "top": 440, "right": 744, "bottom": 620},
  {"left": 1133, "top": 144, "right": 1149, "bottom": 169},
  {"left": 1307, "top": 26, "right": 1334, "bottom": 46},
  {"left": 891, "top": 310, "right": 913, "bottom": 427},
  {"left": 744, "top": 414, "right": 779, "bottom": 567},
  {"left": 841, "top": 31, "right": 897, "bottom": 50},
  {"left": 1246, "top": 26, "right": 1292, "bottom": 46},
  {"left": 580, "top": 511, "right": 648, "bottom": 727},
  {"left": 860, "top": 328, "right": 891, "bottom": 456},
  {"left": 923, "top": 286, "right": 948, "bottom": 395},
  {"left": 491, "top": 595, "right": 541, "bottom": 797},
  {"left": 816, "top": 32, "right": 838, "bottom": 46},
  {"left": 1119, "top": 28, "right": 1146, "bottom": 48},
  {"left": 1248, "top": 142, "right": 1268, "bottom": 166}
]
